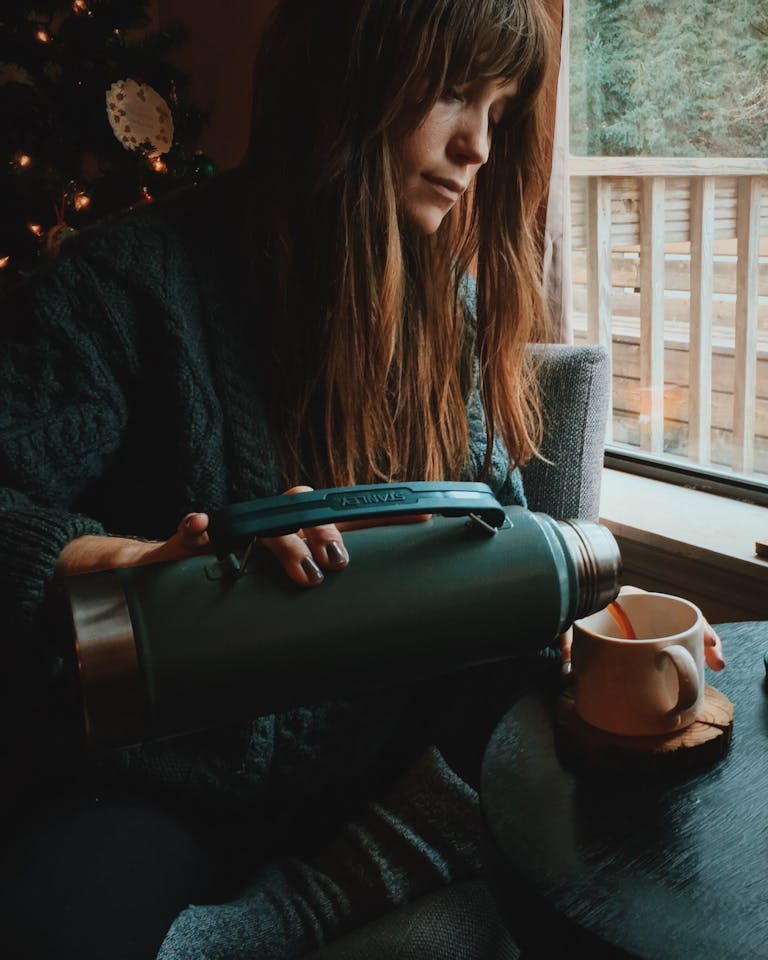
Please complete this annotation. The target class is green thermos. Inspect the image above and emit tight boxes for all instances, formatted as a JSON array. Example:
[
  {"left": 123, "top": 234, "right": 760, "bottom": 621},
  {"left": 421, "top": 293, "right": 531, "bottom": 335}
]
[{"left": 66, "top": 482, "right": 621, "bottom": 748}]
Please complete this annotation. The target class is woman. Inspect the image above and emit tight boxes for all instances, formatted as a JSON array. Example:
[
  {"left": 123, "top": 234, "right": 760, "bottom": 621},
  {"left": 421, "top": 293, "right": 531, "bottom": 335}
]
[
  {"left": 0, "top": 2, "right": 722, "bottom": 958},
  {"left": 50, "top": 0, "right": 553, "bottom": 586}
]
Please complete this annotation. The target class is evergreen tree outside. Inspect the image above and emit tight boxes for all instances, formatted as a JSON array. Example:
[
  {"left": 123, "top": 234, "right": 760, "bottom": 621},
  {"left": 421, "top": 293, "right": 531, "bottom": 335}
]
[
  {"left": 570, "top": 0, "right": 768, "bottom": 157},
  {"left": 0, "top": 0, "right": 213, "bottom": 294}
]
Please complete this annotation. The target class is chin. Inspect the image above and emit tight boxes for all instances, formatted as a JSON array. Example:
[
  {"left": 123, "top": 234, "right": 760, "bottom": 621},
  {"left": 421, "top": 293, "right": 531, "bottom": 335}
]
[{"left": 406, "top": 208, "right": 448, "bottom": 236}]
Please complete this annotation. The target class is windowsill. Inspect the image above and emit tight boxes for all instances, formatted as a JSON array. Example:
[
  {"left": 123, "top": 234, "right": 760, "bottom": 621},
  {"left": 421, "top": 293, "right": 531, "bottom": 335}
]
[{"left": 599, "top": 468, "right": 768, "bottom": 623}]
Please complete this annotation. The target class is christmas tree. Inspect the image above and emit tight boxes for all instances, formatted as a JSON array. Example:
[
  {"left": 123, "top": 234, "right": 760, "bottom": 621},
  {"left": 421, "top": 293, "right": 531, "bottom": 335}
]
[{"left": 0, "top": 0, "right": 214, "bottom": 294}]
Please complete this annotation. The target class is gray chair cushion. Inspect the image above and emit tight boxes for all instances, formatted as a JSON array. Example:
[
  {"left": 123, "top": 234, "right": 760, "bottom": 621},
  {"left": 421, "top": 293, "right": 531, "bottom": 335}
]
[{"left": 521, "top": 343, "right": 610, "bottom": 521}]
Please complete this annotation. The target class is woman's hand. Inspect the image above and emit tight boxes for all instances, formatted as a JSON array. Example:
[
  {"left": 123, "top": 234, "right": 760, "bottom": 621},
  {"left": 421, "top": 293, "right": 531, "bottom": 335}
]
[
  {"left": 56, "top": 485, "right": 430, "bottom": 586},
  {"left": 259, "top": 485, "right": 430, "bottom": 586},
  {"left": 258, "top": 485, "right": 348, "bottom": 586},
  {"left": 55, "top": 512, "right": 213, "bottom": 577},
  {"left": 559, "top": 585, "right": 726, "bottom": 677}
]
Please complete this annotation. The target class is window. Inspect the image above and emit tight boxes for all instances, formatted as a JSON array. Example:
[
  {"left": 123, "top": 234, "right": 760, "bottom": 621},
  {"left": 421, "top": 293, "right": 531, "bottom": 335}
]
[{"left": 568, "top": 0, "right": 768, "bottom": 500}]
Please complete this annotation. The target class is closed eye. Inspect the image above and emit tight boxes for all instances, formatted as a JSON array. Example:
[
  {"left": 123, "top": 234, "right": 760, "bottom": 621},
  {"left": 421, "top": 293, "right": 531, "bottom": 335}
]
[{"left": 440, "top": 86, "right": 464, "bottom": 103}]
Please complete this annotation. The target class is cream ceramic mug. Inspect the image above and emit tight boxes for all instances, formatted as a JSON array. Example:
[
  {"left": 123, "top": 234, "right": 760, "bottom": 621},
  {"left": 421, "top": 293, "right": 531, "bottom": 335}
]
[{"left": 571, "top": 592, "right": 705, "bottom": 736}]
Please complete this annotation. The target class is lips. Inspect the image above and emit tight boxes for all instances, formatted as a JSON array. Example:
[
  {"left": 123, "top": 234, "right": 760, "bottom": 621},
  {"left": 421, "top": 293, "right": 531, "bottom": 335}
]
[{"left": 422, "top": 174, "right": 465, "bottom": 202}]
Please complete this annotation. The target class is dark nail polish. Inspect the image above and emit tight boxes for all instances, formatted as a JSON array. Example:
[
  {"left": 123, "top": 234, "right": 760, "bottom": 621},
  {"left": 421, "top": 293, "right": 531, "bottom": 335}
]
[
  {"left": 301, "top": 556, "right": 324, "bottom": 583},
  {"left": 326, "top": 542, "right": 348, "bottom": 567}
]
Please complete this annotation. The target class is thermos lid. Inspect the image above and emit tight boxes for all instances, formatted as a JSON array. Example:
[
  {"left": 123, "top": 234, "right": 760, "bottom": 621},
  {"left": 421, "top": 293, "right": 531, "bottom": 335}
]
[{"left": 555, "top": 519, "right": 622, "bottom": 620}]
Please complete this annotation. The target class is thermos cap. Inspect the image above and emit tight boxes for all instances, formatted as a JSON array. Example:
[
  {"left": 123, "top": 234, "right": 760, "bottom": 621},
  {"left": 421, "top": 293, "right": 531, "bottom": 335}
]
[{"left": 555, "top": 519, "right": 622, "bottom": 620}]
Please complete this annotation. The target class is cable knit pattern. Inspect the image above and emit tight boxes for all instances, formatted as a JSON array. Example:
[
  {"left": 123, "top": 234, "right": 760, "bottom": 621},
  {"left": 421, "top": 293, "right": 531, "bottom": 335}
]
[
  {"left": 1, "top": 171, "right": 528, "bottom": 956},
  {"left": 1, "top": 173, "right": 521, "bottom": 631}
]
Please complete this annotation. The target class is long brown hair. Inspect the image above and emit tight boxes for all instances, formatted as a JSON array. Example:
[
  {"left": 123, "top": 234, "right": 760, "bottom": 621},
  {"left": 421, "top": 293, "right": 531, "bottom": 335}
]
[{"left": 247, "top": 0, "right": 554, "bottom": 488}]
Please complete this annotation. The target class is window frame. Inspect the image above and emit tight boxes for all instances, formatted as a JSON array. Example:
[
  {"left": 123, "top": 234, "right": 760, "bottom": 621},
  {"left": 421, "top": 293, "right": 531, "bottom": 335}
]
[{"left": 604, "top": 447, "right": 768, "bottom": 508}]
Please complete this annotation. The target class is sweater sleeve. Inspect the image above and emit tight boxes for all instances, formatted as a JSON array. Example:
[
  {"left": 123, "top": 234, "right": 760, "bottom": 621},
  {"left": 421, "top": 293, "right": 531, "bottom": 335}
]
[{"left": 0, "top": 250, "right": 132, "bottom": 633}]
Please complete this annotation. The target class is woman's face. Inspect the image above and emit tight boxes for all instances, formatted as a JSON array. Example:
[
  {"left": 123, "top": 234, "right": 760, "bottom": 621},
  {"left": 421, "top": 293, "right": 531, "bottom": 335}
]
[{"left": 397, "top": 77, "right": 520, "bottom": 235}]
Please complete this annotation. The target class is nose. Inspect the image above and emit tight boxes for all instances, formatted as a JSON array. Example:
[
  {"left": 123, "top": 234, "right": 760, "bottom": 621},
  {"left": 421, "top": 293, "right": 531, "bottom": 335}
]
[{"left": 449, "top": 107, "right": 491, "bottom": 167}]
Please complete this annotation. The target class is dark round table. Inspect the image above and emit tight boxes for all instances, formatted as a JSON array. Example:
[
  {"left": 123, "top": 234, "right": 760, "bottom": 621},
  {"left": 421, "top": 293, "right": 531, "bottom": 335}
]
[{"left": 480, "top": 621, "right": 768, "bottom": 960}]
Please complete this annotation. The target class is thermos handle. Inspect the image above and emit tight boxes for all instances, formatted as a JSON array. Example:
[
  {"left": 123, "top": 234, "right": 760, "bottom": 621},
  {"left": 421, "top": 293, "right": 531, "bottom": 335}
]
[{"left": 208, "top": 481, "right": 506, "bottom": 555}]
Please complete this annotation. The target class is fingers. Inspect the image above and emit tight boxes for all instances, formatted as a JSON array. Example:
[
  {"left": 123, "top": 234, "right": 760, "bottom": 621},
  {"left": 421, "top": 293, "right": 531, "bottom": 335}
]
[
  {"left": 304, "top": 523, "right": 349, "bottom": 571},
  {"left": 180, "top": 512, "right": 210, "bottom": 549},
  {"left": 560, "top": 628, "right": 573, "bottom": 678},
  {"left": 260, "top": 532, "right": 324, "bottom": 586},
  {"left": 118, "top": 512, "right": 211, "bottom": 569},
  {"left": 261, "top": 524, "right": 348, "bottom": 587},
  {"left": 255, "top": 486, "right": 430, "bottom": 588},
  {"left": 704, "top": 623, "right": 726, "bottom": 671},
  {"left": 140, "top": 512, "right": 211, "bottom": 565},
  {"left": 261, "top": 486, "right": 348, "bottom": 587}
]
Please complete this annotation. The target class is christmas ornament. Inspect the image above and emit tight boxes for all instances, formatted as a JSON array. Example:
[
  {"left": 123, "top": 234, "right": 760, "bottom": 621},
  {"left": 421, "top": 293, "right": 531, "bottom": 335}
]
[{"left": 106, "top": 79, "right": 174, "bottom": 157}]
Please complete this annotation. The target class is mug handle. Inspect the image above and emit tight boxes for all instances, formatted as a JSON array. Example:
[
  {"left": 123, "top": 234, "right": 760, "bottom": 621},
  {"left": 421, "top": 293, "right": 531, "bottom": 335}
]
[{"left": 658, "top": 644, "right": 700, "bottom": 716}]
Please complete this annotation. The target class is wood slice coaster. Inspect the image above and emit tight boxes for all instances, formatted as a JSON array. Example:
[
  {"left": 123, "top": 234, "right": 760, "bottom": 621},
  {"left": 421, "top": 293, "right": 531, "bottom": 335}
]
[{"left": 554, "top": 684, "right": 734, "bottom": 777}]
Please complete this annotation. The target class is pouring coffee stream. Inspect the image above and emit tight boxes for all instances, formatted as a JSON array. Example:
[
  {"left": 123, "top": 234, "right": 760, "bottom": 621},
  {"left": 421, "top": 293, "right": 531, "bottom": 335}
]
[{"left": 607, "top": 600, "right": 636, "bottom": 640}]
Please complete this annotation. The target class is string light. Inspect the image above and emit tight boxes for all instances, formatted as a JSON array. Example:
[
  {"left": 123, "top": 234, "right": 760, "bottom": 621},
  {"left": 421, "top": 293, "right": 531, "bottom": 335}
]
[
  {"left": 150, "top": 156, "right": 167, "bottom": 174},
  {"left": 28, "top": 224, "right": 43, "bottom": 237},
  {"left": 72, "top": 0, "right": 89, "bottom": 12},
  {"left": 15, "top": 153, "right": 32, "bottom": 169},
  {"left": 35, "top": 29, "right": 51, "bottom": 43},
  {"left": 73, "top": 193, "right": 91, "bottom": 211},
  {"left": 0, "top": 256, "right": 9, "bottom": 270},
  {"left": 141, "top": 187, "right": 154, "bottom": 202}
]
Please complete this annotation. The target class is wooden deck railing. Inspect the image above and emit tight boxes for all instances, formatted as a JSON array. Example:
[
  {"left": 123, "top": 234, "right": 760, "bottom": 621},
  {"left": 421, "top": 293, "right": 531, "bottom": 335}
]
[{"left": 569, "top": 157, "right": 768, "bottom": 477}]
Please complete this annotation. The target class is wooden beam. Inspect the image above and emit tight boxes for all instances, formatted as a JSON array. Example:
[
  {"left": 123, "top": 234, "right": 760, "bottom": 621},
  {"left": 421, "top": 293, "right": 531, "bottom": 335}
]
[
  {"left": 570, "top": 157, "right": 768, "bottom": 178},
  {"left": 639, "top": 177, "right": 666, "bottom": 453},
  {"left": 585, "top": 176, "right": 614, "bottom": 441},
  {"left": 689, "top": 176, "right": 715, "bottom": 464},
  {"left": 733, "top": 177, "right": 762, "bottom": 472}
]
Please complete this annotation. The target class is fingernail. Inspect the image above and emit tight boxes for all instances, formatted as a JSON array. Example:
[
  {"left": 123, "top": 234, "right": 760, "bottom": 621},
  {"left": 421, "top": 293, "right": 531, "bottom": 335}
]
[
  {"left": 184, "top": 514, "right": 195, "bottom": 528},
  {"left": 301, "top": 556, "right": 324, "bottom": 584},
  {"left": 326, "top": 542, "right": 348, "bottom": 567}
]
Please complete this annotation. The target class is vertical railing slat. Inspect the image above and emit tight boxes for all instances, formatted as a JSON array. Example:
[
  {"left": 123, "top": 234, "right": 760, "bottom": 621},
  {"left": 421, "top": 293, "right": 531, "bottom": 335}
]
[
  {"left": 688, "top": 176, "right": 715, "bottom": 465},
  {"left": 586, "top": 176, "right": 613, "bottom": 442},
  {"left": 733, "top": 176, "right": 762, "bottom": 473},
  {"left": 639, "top": 176, "right": 666, "bottom": 453}
]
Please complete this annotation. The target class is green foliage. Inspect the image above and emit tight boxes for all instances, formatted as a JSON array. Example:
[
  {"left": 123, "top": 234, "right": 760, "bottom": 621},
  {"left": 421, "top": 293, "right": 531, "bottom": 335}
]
[{"left": 570, "top": 0, "right": 768, "bottom": 156}]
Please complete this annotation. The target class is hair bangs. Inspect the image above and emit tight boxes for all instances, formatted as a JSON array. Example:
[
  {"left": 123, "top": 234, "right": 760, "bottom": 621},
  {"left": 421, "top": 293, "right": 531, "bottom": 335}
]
[{"left": 442, "top": 0, "right": 549, "bottom": 90}]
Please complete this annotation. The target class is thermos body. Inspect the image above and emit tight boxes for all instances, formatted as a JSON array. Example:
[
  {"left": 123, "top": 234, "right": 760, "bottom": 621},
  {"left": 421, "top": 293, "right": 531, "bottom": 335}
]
[{"left": 66, "top": 488, "right": 621, "bottom": 748}]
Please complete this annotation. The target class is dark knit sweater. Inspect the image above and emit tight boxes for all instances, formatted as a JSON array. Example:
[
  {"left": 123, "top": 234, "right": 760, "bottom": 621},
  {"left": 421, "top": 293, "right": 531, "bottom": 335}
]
[
  {"left": 0, "top": 169, "right": 525, "bottom": 810},
  {"left": 1, "top": 170, "right": 532, "bottom": 957},
  {"left": 1, "top": 170, "right": 522, "bottom": 632}
]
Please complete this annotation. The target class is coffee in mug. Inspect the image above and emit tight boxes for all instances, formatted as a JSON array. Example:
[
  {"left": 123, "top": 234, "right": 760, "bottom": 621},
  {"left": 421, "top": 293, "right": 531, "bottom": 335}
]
[{"left": 571, "top": 592, "right": 705, "bottom": 736}]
